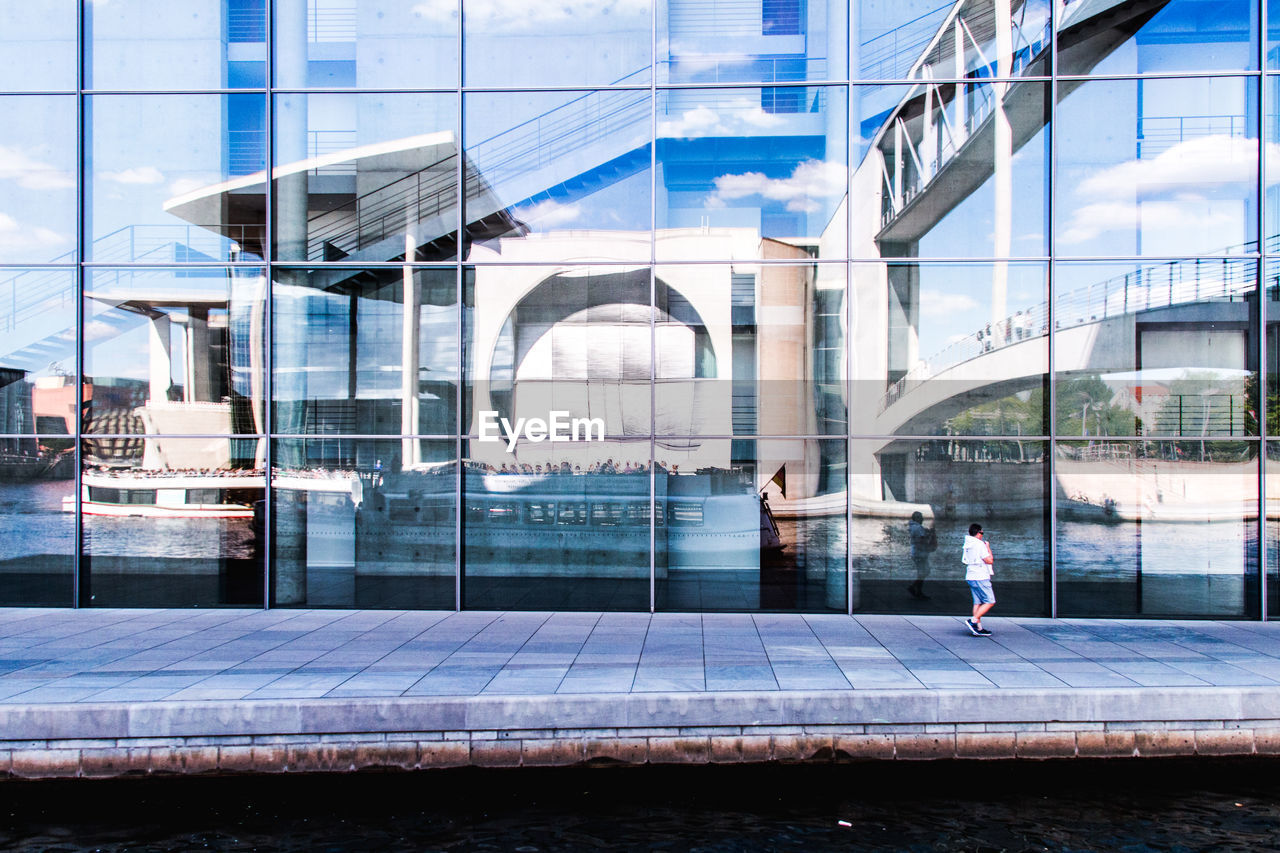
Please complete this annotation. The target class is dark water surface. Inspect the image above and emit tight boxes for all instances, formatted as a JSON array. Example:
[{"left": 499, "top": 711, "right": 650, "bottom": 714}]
[{"left": 1, "top": 760, "right": 1278, "bottom": 852}]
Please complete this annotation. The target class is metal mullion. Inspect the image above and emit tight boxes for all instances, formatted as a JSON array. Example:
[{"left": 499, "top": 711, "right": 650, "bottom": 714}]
[
  {"left": 848, "top": 4, "right": 855, "bottom": 614},
  {"left": 73, "top": 0, "right": 85, "bottom": 608},
  {"left": 1048, "top": 0, "right": 1059, "bottom": 619},
  {"left": 1259, "top": 2, "right": 1269, "bottom": 620},
  {"left": 456, "top": 0, "right": 464, "bottom": 614},
  {"left": 649, "top": 0, "right": 658, "bottom": 616},
  {"left": 262, "top": 0, "right": 275, "bottom": 611}
]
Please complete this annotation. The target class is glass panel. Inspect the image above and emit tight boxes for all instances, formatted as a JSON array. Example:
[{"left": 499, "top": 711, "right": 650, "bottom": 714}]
[
  {"left": 0, "top": 1, "right": 78, "bottom": 91},
  {"left": 465, "top": 265, "right": 652, "bottom": 438},
  {"left": 657, "top": 86, "right": 846, "bottom": 256},
  {"left": 1053, "top": 260, "right": 1257, "bottom": 438},
  {"left": 850, "top": 438, "right": 1048, "bottom": 615},
  {"left": 1056, "top": 440, "right": 1259, "bottom": 618},
  {"left": 464, "top": 91, "right": 651, "bottom": 262},
  {"left": 274, "top": 267, "right": 457, "bottom": 436},
  {"left": 856, "top": 0, "right": 1051, "bottom": 82},
  {"left": 0, "top": 440, "right": 75, "bottom": 606},
  {"left": 655, "top": 438, "right": 847, "bottom": 612},
  {"left": 83, "top": 268, "right": 267, "bottom": 436},
  {"left": 275, "top": 0, "right": 457, "bottom": 90},
  {"left": 1055, "top": 77, "right": 1258, "bottom": 258},
  {"left": 1059, "top": 0, "right": 1257, "bottom": 76},
  {"left": 0, "top": 97, "right": 77, "bottom": 264},
  {"left": 272, "top": 438, "right": 455, "bottom": 608},
  {"left": 851, "top": 81, "right": 1050, "bottom": 259},
  {"left": 273, "top": 93, "right": 458, "bottom": 263},
  {"left": 1271, "top": 0, "right": 1280, "bottom": 68},
  {"left": 653, "top": 262, "right": 847, "bottom": 436},
  {"left": 468, "top": 0, "right": 650, "bottom": 88},
  {"left": 86, "top": 0, "right": 267, "bottom": 90},
  {"left": 660, "top": 0, "right": 846, "bottom": 83},
  {"left": 89, "top": 94, "right": 266, "bottom": 263},
  {"left": 1264, "top": 260, "right": 1278, "bottom": 435},
  {"left": 1267, "top": 75, "right": 1280, "bottom": 252},
  {"left": 859, "top": 262, "right": 1049, "bottom": 437},
  {"left": 80, "top": 437, "right": 265, "bottom": 607},
  {"left": 1267, "top": 442, "right": 1279, "bottom": 618},
  {"left": 0, "top": 268, "right": 77, "bottom": 436},
  {"left": 462, "top": 439, "right": 651, "bottom": 610}
]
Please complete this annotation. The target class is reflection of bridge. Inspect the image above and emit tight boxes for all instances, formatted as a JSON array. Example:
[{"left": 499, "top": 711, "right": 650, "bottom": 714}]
[{"left": 877, "top": 250, "right": 1261, "bottom": 434}]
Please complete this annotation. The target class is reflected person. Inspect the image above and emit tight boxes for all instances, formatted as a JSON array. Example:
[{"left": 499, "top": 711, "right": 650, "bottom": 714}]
[
  {"left": 907, "top": 511, "right": 934, "bottom": 600},
  {"left": 962, "top": 523, "right": 995, "bottom": 637}
]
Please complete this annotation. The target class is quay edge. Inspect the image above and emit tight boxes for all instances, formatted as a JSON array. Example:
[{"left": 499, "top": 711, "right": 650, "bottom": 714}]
[{"left": 3, "top": 687, "right": 1280, "bottom": 779}]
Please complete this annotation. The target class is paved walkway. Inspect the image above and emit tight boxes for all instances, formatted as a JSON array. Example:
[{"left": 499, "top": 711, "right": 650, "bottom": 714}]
[{"left": 2, "top": 609, "right": 1278, "bottom": 704}]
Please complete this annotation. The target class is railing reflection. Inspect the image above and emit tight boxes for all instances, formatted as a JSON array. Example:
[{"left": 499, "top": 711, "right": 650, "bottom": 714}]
[{"left": 881, "top": 246, "right": 1265, "bottom": 414}]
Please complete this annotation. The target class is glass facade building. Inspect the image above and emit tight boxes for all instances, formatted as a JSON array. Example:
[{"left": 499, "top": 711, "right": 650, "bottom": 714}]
[{"left": 0, "top": 0, "right": 1275, "bottom": 618}]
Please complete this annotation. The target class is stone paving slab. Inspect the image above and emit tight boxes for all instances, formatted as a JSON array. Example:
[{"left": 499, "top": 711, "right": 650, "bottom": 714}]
[
  {"left": 0, "top": 610, "right": 1278, "bottom": 760},
  {"left": 0, "top": 610, "right": 1277, "bottom": 705}
]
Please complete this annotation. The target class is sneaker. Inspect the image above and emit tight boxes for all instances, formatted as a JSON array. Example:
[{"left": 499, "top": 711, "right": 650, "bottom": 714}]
[
  {"left": 965, "top": 619, "right": 981, "bottom": 636},
  {"left": 976, "top": 627, "right": 993, "bottom": 637}
]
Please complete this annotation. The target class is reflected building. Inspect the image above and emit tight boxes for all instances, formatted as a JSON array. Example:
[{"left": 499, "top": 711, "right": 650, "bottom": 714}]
[{"left": 0, "top": 0, "right": 1274, "bottom": 618}]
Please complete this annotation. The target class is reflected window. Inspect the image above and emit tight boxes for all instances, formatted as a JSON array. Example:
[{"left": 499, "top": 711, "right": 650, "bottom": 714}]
[
  {"left": 661, "top": 0, "right": 845, "bottom": 83},
  {"left": 852, "top": 81, "right": 1049, "bottom": 260},
  {"left": 86, "top": 0, "right": 266, "bottom": 90},
  {"left": 0, "top": 441, "right": 75, "bottom": 605},
  {"left": 89, "top": 94, "right": 267, "bottom": 263},
  {"left": 273, "top": 267, "right": 457, "bottom": 436},
  {"left": 1055, "top": 77, "right": 1258, "bottom": 258},
  {"left": 83, "top": 268, "right": 267, "bottom": 437},
  {"left": 0, "top": 97, "right": 77, "bottom": 265},
  {"left": 467, "top": 0, "right": 649, "bottom": 87},
  {"left": 1056, "top": 440, "right": 1259, "bottom": 618},
  {"left": 1060, "top": 0, "right": 1257, "bottom": 75},
  {"left": 654, "top": 438, "right": 847, "bottom": 612},
  {"left": 1054, "top": 261, "right": 1257, "bottom": 437},
  {"left": 466, "top": 266, "right": 654, "bottom": 438},
  {"left": 656, "top": 263, "right": 847, "bottom": 436},
  {"left": 657, "top": 87, "right": 846, "bottom": 253},
  {"left": 275, "top": 0, "right": 457, "bottom": 90},
  {"left": 850, "top": 438, "right": 1048, "bottom": 615},
  {"left": 0, "top": 1, "right": 77, "bottom": 91},
  {"left": 272, "top": 437, "right": 456, "bottom": 609},
  {"left": 273, "top": 93, "right": 459, "bottom": 263},
  {"left": 464, "top": 91, "right": 652, "bottom": 261},
  {"left": 462, "top": 440, "right": 652, "bottom": 610},
  {"left": 80, "top": 438, "right": 265, "bottom": 607},
  {"left": 0, "top": 268, "right": 77, "bottom": 436}
]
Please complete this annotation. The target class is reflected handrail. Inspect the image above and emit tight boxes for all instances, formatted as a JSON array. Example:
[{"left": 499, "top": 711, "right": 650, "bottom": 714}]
[{"left": 880, "top": 236, "right": 1275, "bottom": 413}]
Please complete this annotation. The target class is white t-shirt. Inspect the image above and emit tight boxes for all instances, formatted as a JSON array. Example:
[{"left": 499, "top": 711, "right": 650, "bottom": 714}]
[{"left": 962, "top": 534, "right": 993, "bottom": 581}]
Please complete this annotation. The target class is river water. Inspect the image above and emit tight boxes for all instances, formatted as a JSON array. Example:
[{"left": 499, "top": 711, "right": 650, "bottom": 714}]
[{"left": 1, "top": 761, "right": 1276, "bottom": 851}]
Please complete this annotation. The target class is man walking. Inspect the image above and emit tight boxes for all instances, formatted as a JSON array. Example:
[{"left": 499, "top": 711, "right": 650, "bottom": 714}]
[{"left": 962, "top": 523, "right": 995, "bottom": 636}]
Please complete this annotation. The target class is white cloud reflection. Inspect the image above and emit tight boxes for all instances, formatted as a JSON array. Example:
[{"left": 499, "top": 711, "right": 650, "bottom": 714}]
[
  {"left": 414, "top": 0, "right": 647, "bottom": 30},
  {"left": 708, "top": 159, "right": 846, "bottom": 213},
  {"left": 0, "top": 146, "right": 74, "bottom": 190},
  {"left": 101, "top": 166, "right": 165, "bottom": 185},
  {"left": 0, "top": 212, "right": 68, "bottom": 253},
  {"left": 1061, "top": 135, "right": 1258, "bottom": 245}
]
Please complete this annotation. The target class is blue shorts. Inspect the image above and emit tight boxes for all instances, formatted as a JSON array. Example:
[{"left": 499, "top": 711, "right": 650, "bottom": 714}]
[{"left": 967, "top": 579, "right": 995, "bottom": 605}]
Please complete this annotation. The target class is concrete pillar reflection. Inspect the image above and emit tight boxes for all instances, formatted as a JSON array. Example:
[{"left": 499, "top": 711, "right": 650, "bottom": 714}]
[
  {"left": 275, "top": 0, "right": 310, "bottom": 262},
  {"left": 148, "top": 313, "right": 172, "bottom": 405},
  {"left": 401, "top": 232, "right": 421, "bottom": 465},
  {"left": 991, "top": 0, "right": 1013, "bottom": 323},
  {"left": 186, "top": 308, "right": 211, "bottom": 402}
]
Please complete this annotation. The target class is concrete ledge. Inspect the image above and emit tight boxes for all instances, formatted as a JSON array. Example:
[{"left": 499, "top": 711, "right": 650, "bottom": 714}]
[
  {"left": 2, "top": 725, "right": 1278, "bottom": 779},
  {"left": 4, "top": 686, "right": 1280, "bottom": 743},
  {"left": 3, "top": 686, "right": 1280, "bottom": 778}
]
